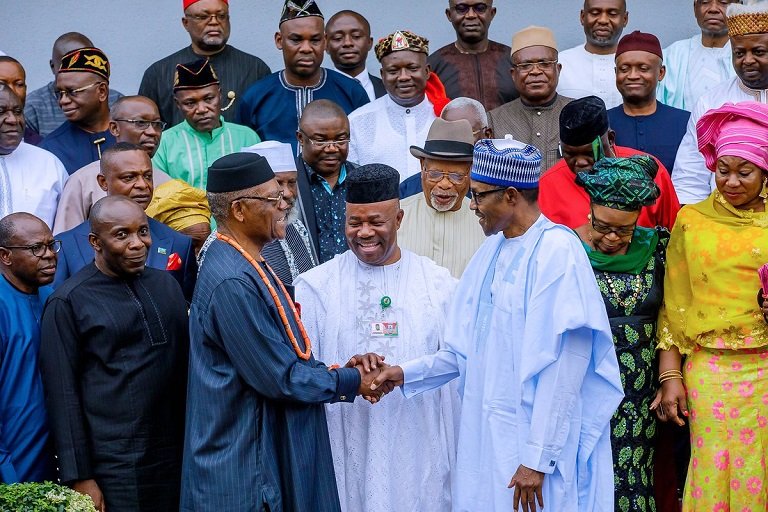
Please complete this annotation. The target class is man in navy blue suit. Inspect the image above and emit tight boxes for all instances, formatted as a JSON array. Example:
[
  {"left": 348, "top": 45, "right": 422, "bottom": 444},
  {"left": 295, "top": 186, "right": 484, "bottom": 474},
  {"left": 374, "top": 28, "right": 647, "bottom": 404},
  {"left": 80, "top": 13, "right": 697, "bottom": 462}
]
[{"left": 53, "top": 142, "right": 196, "bottom": 300}]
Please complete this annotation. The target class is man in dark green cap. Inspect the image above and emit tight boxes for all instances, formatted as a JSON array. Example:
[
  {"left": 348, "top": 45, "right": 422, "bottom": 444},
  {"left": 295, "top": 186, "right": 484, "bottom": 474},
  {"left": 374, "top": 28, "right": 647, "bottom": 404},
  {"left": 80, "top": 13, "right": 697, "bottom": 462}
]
[{"left": 182, "top": 152, "right": 384, "bottom": 512}]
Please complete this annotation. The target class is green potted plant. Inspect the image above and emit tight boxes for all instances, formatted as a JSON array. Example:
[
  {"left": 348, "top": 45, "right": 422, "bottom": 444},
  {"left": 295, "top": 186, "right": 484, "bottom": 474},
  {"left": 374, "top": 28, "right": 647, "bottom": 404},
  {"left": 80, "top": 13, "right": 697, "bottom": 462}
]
[{"left": 0, "top": 481, "right": 97, "bottom": 512}]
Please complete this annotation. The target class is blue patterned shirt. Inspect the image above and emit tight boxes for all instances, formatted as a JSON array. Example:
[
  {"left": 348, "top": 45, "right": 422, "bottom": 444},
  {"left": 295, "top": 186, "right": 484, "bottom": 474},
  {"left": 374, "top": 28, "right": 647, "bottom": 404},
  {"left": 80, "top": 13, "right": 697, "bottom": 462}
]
[{"left": 307, "top": 164, "right": 349, "bottom": 263}]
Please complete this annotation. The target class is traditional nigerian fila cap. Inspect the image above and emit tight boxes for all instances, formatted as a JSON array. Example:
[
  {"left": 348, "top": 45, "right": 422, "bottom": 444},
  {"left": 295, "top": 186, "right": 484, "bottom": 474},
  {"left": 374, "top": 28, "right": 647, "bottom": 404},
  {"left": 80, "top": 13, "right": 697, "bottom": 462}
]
[
  {"left": 616, "top": 30, "right": 663, "bottom": 60},
  {"left": 576, "top": 156, "right": 660, "bottom": 211},
  {"left": 280, "top": 0, "right": 324, "bottom": 25},
  {"left": 511, "top": 26, "right": 558, "bottom": 55},
  {"left": 206, "top": 152, "right": 275, "bottom": 193},
  {"left": 173, "top": 59, "right": 220, "bottom": 92},
  {"left": 559, "top": 96, "right": 609, "bottom": 146},
  {"left": 59, "top": 47, "right": 110, "bottom": 81},
  {"left": 471, "top": 136, "right": 542, "bottom": 189},
  {"left": 184, "top": 0, "right": 227, "bottom": 9},
  {"left": 241, "top": 141, "right": 297, "bottom": 173},
  {"left": 727, "top": 0, "right": 768, "bottom": 37},
  {"left": 375, "top": 30, "right": 429, "bottom": 61},
  {"left": 346, "top": 164, "right": 400, "bottom": 204}
]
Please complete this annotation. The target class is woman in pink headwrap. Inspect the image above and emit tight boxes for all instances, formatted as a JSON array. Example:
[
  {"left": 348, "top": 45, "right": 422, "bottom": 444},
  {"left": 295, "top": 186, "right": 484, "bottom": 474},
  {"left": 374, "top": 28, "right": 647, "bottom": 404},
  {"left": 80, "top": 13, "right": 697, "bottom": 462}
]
[{"left": 653, "top": 102, "right": 768, "bottom": 510}]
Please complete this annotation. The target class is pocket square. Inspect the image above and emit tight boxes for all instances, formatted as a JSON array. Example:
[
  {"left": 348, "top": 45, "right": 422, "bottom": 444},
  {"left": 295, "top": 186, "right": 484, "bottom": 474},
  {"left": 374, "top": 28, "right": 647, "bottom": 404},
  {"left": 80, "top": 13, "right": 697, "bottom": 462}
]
[{"left": 166, "top": 252, "right": 182, "bottom": 271}]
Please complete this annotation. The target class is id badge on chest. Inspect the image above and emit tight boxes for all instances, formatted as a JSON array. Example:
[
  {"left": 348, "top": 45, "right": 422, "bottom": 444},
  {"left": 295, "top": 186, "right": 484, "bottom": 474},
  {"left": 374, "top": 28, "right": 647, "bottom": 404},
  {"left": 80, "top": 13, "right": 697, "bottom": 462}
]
[{"left": 370, "top": 321, "right": 399, "bottom": 337}]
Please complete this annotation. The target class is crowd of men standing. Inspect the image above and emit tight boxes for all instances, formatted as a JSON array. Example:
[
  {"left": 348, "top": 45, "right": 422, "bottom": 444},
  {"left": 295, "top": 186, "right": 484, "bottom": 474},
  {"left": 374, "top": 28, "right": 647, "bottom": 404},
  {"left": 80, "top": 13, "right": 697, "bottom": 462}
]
[{"left": 2, "top": 0, "right": 768, "bottom": 511}]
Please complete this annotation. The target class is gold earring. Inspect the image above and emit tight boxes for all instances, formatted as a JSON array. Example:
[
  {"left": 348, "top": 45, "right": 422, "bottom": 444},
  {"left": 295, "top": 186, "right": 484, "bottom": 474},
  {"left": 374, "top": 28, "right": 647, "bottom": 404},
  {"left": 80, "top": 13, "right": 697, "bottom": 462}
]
[{"left": 760, "top": 177, "right": 768, "bottom": 201}]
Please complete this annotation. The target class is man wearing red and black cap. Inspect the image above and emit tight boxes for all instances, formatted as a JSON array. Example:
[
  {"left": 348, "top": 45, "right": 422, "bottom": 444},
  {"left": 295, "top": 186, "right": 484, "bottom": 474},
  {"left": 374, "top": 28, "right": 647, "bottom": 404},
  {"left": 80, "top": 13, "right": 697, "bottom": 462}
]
[
  {"left": 39, "top": 47, "right": 116, "bottom": 175},
  {"left": 139, "top": 0, "right": 270, "bottom": 128},
  {"left": 607, "top": 31, "right": 690, "bottom": 173}
]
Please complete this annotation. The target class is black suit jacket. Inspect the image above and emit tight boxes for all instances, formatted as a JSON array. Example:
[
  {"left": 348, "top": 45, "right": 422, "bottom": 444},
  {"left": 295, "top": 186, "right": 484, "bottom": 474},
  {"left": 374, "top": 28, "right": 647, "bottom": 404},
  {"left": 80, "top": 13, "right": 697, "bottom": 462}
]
[
  {"left": 296, "top": 157, "right": 358, "bottom": 258},
  {"left": 370, "top": 74, "right": 386, "bottom": 99}
]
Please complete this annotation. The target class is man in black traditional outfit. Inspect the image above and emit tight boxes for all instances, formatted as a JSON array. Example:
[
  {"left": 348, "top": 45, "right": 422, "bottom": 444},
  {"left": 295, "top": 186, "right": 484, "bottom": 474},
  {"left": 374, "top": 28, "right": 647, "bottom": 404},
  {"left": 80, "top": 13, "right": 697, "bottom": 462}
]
[
  {"left": 39, "top": 195, "right": 189, "bottom": 512},
  {"left": 181, "top": 152, "right": 383, "bottom": 511}
]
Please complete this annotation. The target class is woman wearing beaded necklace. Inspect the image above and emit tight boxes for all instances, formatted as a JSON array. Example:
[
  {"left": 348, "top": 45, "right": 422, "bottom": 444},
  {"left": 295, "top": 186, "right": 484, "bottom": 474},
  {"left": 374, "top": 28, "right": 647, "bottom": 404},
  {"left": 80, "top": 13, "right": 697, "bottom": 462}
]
[
  {"left": 574, "top": 155, "right": 667, "bottom": 512},
  {"left": 655, "top": 101, "right": 768, "bottom": 511}
]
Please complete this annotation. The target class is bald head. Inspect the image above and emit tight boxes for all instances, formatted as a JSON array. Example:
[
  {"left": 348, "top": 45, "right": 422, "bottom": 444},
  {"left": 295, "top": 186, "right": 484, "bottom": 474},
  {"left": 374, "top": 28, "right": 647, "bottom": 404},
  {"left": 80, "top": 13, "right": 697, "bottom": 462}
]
[
  {"left": 0, "top": 213, "right": 57, "bottom": 292},
  {"left": 89, "top": 195, "right": 151, "bottom": 278},
  {"left": 299, "top": 99, "right": 348, "bottom": 129},
  {"left": 89, "top": 195, "right": 145, "bottom": 236},
  {"left": 0, "top": 212, "right": 46, "bottom": 247},
  {"left": 51, "top": 32, "right": 94, "bottom": 74}
]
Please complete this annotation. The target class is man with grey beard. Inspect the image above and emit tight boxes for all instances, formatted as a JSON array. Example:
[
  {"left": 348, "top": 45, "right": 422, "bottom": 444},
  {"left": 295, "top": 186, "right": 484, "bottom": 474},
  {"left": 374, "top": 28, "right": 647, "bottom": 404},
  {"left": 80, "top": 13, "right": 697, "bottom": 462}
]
[{"left": 397, "top": 118, "right": 486, "bottom": 277}]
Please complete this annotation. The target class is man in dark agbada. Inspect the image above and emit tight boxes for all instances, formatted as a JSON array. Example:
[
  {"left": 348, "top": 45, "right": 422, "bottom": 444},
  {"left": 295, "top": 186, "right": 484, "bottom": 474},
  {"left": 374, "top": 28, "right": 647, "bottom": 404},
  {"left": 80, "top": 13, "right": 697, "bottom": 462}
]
[{"left": 39, "top": 195, "right": 189, "bottom": 512}]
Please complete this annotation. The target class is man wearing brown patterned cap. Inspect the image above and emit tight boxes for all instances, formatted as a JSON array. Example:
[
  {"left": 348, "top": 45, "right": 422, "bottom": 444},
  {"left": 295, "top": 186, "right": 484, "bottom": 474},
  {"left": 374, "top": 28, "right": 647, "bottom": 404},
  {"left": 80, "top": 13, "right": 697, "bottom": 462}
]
[
  {"left": 348, "top": 30, "right": 451, "bottom": 182},
  {"left": 39, "top": 47, "right": 116, "bottom": 174}
]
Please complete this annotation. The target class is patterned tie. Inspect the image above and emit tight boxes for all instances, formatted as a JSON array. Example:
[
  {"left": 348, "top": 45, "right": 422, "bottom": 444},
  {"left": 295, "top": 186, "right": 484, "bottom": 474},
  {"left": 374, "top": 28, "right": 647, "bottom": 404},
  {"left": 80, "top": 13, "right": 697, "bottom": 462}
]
[{"left": 0, "top": 157, "right": 12, "bottom": 218}]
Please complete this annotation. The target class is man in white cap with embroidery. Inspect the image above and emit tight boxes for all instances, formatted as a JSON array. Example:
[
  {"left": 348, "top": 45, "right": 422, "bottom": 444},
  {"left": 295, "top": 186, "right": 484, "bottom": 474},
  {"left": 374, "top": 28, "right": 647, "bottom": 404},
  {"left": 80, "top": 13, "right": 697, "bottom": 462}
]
[
  {"left": 295, "top": 163, "right": 460, "bottom": 512},
  {"left": 372, "top": 138, "right": 623, "bottom": 511},
  {"left": 673, "top": 0, "right": 768, "bottom": 204},
  {"left": 398, "top": 118, "right": 486, "bottom": 277}
]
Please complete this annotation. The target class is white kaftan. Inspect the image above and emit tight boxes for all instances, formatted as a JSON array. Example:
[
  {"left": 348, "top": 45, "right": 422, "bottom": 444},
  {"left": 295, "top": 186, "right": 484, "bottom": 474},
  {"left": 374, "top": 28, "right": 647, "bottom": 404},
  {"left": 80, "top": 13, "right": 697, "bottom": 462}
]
[
  {"left": 672, "top": 77, "right": 768, "bottom": 204},
  {"left": 400, "top": 215, "right": 624, "bottom": 512},
  {"left": 347, "top": 95, "right": 436, "bottom": 182},
  {"left": 295, "top": 250, "right": 460, "bottom": 512},
  {"left": 557, "top": 45, "right": 622, "bottom": 109},
  {"left": 657, "top": 35, "right": 735, "bottom": 112}
]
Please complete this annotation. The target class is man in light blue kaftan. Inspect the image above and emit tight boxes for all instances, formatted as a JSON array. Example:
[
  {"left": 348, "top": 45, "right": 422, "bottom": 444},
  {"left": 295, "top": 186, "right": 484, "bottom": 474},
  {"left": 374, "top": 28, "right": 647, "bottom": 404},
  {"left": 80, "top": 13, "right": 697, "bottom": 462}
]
[{"left": 373, "top": 137, "right": 624, "bottom": 512}]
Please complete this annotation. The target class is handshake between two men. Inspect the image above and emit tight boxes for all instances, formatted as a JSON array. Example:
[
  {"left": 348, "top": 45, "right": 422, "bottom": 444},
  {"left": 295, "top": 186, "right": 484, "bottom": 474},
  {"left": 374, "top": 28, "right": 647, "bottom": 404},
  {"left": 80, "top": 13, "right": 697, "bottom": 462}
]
[{"left": 344, "top": 353, "right": 405, "bottom": 404}]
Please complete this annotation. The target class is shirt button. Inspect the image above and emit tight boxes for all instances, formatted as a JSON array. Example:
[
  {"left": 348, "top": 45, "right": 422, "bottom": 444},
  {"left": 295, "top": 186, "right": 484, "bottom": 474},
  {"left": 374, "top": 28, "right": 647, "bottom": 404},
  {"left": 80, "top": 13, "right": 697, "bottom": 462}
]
[
  {"left": 537, "top": 111, "right": 542, "bottom": 116},
  {"left": 406, "top": 108, "right": 411, "bottom": 114},
  {"left": 340, "top": 395, "right": 347, "bottom": 401},
  {"left": 536, "top": 132, "right": 541, "bottom": 137}
]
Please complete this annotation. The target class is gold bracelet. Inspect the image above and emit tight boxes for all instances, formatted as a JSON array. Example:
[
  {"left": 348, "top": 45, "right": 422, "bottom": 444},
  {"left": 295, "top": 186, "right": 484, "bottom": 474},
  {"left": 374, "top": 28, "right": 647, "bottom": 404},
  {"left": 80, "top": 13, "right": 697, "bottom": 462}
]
[
  {"left": 659, "top": 375, "right": 684, "bottom": 384},
  {"left": 658, "top": 370, "right": 683, "bottom": 381}
]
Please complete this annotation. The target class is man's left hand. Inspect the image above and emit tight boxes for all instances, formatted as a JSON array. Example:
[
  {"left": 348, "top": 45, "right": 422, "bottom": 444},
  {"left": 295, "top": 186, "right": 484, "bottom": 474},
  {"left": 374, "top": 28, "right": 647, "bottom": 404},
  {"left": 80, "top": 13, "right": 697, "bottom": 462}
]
[{"left": 508, "top": 465, "right": 544, "bottom": 512}]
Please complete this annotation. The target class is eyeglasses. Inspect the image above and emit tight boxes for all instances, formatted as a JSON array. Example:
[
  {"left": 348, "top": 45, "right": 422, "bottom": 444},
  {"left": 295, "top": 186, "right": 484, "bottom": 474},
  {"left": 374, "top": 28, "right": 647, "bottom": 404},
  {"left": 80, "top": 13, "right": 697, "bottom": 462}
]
[
  {"left": 511, "top": 60, "right": 558, "bottom": 73},
  {"left": 2, "top": 240, "right": 62, "bottom": 257},
  {"left": 54, "top": 81, "right": 103, "bottom": 101},
  {"left": 696, "top": 0, "right": 737, "bottom": 6},
  {"left": 472, "top": 126, "right": 489, "bottom": 136},
  {"left": 185, "top": 13, "right": 230, "bottom": 23},
  {"left": 590, "top": 215, "right": 635, "bottom": 237},
  {"left": 114, "top": 119, "right": 167, "bottom": 131},
  {"left": 299, "top": 130, "right": 350, "bottom": 149},
  {"left": 426, "top": 170, "right": 468, "bottom": 184},
  {"left": 233, "top": 190, "right": 285, "bottom": 206},
  {"left": 454, "top": 3, "right": 490, "bottom": 14},
  {"left": 470, "top": 187, "right": 507, "bottom": 204}
]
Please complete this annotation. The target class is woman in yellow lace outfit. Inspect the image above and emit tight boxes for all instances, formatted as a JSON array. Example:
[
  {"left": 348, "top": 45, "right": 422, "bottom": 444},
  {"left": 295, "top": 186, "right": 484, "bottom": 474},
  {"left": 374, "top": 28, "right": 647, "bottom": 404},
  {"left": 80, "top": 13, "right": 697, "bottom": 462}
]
[{"left": 655, "top": 102, "right": 768, "bottom": 511}]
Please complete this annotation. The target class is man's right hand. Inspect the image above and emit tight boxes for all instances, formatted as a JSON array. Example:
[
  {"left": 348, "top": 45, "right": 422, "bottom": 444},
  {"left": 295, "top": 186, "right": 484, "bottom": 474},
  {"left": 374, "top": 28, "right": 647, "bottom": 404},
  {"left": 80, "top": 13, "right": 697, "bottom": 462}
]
[
  {"left": 73, "top": 479, "right": 105, "bottom": 512},
  {"left": 371, "top": 365, "right": 404, "bottom": 394}
]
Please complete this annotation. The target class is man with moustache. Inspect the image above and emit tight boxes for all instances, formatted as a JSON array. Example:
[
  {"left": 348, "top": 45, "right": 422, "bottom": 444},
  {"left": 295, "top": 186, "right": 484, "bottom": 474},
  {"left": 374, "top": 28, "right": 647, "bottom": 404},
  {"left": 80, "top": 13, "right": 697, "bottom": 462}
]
[
  {"left": 488, "top": 26, "right": 572, "bottom": 171},
  {"left": 24, "top": 32, "right": 123, "bottom": 138},
  {"left": 348, "top": 30, "right": 450, "bottom": 182},
  {"left": 295, "top": 163, "right": 461, "bottom": 512},
  {"left": 139, "top": 0, "right": 270, "bottom": 126},
  {"left": 53, "top": 143, "right": 197, "bottom": 301},
  {"left": 557, "top": 0, "right": 629, "bottom": 108},
  {"left": 428, "top": 0, "right": 517, "bottom": 110},
  {"left": 295, "top": 100, "right": 357, "bottom": 263},
  {"left": 238, "top": 0, "right": 368, "bottom": 152},
  {"left": 659, "top": 0, "right": 739, "bottom": 111},
  {"left": 39, "top": 47, "right": 116, "bottom": 174},
  {"left": 0, "top": 86, "right": 68, "bottom": 229},
  {"left": 0, "top": 213, "right": 59, "bottom": 483},
  {"left": 244, "top": 141, "right": 317, "bottom": 289},
  {"left": 53, "top": 96, "right": 174, "bottom": 234},
  {"left": 153, "top": 59, "right": 259, "bottom": 190},
  {"left": 325, "top": 10, "right": 385, "bottom": 101},
  {"left": 608, "top": 31, "right": 690, "bottom": 172},
  {"left": 40, "top": 196, "right": 189, "bottom": 511},
  {"left": 673, "top": 1, "right": 768, "bottom": 203},
  {"left": 398, "top": 118, "right": 486, "bottom": 278}
]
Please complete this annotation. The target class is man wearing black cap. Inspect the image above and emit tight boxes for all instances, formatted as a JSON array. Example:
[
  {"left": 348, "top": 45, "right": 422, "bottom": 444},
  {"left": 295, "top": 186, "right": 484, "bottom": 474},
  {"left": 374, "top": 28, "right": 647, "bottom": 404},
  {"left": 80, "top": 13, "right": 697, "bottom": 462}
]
[
  {"left": 152, "top": 58, "right": 260, "bottom": 190},
  {"left": 40, "top": 195, "right": 189, "bottom": 512},
  {"left": 182, "top": 152, "right": 384, "bottom": 512},
  {"left": 39, "top": 47, "right": 116, "bottom": 174},
  {"left": 139, "top": 0, "right": 271, "bottom": 127},
  {"left": 237, "top": 0, "right": 369, "bottom": 153},
  {"left": 398, "top": 118, "right": 486, "bottom": 277},
  {"left": 539, "top": 95, "right": 679, "bottom": 230},
  {"left": 295, "top": 163, "right": 460, "bottom": 512}
]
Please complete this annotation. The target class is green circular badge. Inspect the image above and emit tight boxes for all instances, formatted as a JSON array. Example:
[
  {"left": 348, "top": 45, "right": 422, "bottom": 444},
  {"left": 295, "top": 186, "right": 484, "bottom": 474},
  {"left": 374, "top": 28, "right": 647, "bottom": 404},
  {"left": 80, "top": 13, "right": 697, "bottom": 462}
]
[{"left": 380, "top": 296, "right": 392, "bottom": 309}]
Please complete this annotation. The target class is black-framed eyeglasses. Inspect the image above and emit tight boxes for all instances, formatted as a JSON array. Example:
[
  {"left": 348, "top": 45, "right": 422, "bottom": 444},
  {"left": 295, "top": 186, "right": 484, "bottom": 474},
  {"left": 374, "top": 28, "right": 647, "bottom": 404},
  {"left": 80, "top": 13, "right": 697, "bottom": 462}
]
[
  {"left": 470, "top": 187, "right": 507, "bottom": 204},
  {"left": 2, "top": 240, "right": 62, "bottom": 257},
  {"left": 54, "top": 81, "right": 102, "bottom": 100},
  {"left": 454, "top": 3, "right": 490, "bottom": 14},
  {"left": 114, "top": 119, "right": 167, "bottom": 131},
  {"left": 185, "top": 13, "right": 229, "bottom": 24},
  {"left": 299, "top": 130, "right": 350, "bottom": 149},
  {"left": 426, "top": 170, "right": 468, "bottom": 185},
  {"left": 511, "top": 60, "right": 558, "bottom": 73},
  {"left": 232, "top": 190, "right": 285, "bottom": 206},
  {"left": 590, "top": 214, "right": 635, "bottom": 237}
]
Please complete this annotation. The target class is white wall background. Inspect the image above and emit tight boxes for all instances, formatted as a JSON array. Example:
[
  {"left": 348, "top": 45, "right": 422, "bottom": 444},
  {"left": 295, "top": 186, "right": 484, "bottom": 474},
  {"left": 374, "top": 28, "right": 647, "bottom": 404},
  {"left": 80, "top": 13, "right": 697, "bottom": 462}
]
[{"left": 6, "top": 1, "right": 700, "bottom": 95}]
